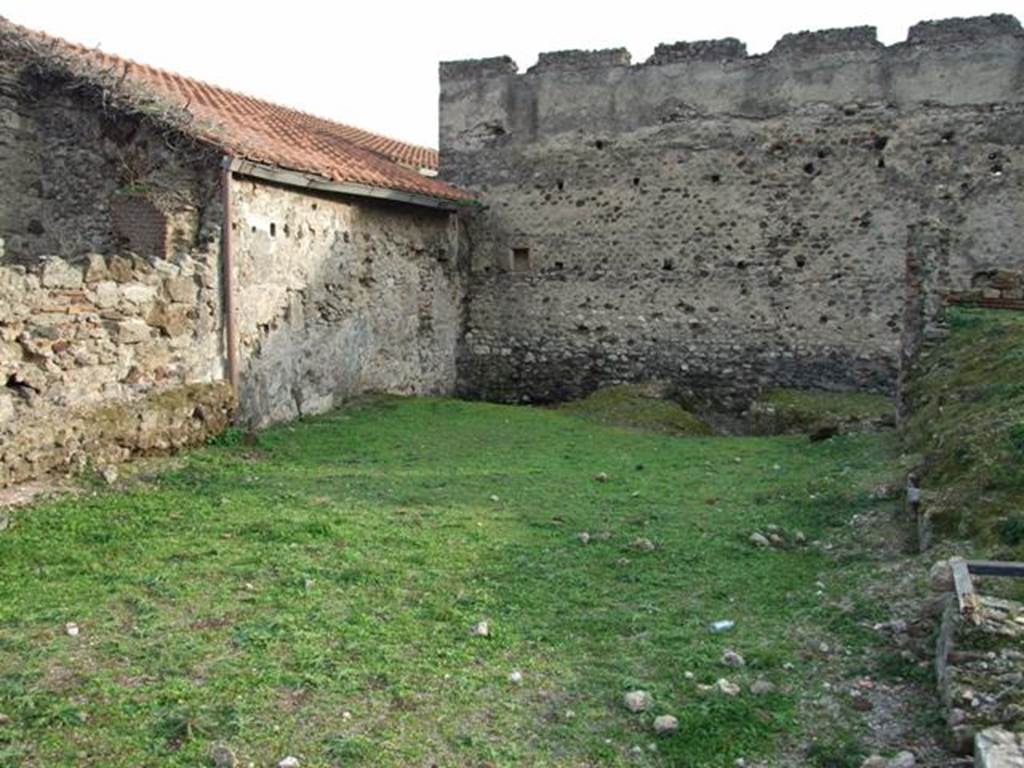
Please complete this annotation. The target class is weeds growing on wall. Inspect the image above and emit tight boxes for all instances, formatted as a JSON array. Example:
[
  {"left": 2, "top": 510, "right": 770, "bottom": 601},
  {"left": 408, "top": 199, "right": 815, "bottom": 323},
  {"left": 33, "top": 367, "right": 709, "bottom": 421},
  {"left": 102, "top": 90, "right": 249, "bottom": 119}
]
[{"left": 904, "top": 307, "right": 1024, "bottom": 554}]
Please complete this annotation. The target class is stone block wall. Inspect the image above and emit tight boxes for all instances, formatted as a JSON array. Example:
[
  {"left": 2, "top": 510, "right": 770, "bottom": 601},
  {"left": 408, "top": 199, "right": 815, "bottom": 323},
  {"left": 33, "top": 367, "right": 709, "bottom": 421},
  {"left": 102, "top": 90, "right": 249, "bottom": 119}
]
[
  {"left": 230, "top": 179, "right": 463, "bottom": 427},
  {"left": 440, "top": 15, "right": 1024, "bottom": 405},
  {"left": 0, "top": 39, "right": 471, "bottom": 483},
  {"left": 0, "top": 51, "right": 231, "bottom": 485}
]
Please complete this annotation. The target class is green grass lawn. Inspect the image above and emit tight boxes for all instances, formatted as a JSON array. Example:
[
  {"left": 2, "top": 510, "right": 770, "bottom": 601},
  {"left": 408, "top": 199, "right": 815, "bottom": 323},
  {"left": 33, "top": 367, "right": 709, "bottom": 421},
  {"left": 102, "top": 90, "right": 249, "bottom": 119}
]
[{"left": 0, "top": 397, "right": 904, "bottom": 767}]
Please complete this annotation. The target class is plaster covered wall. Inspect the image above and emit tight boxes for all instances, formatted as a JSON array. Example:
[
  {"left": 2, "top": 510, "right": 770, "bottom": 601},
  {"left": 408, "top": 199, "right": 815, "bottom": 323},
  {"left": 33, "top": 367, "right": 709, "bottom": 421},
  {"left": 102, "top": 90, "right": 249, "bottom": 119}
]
[
  {"left": 0, "top": 52, "right": 231, "bottom": 485},
  {"left": 440, "top": 15, "right": 1024, "bottom": 405},
  {"left": 231, "top": 179, "right": 463, "bottom": 427}
]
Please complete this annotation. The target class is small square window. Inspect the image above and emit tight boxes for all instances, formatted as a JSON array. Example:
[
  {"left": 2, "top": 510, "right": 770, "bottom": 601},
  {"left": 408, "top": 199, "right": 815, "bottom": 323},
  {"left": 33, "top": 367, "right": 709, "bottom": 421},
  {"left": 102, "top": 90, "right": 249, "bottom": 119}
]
[{"left": 511, "top": 247, "right": 531, "bottom": 273}]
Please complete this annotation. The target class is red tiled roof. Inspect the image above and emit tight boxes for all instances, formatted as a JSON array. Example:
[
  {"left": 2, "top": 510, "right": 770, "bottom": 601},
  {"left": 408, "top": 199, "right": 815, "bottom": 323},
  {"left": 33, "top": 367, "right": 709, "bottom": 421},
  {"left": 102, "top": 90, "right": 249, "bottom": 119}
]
[{"left": 1, "top": 19, "right": 470, "bottom": 205}]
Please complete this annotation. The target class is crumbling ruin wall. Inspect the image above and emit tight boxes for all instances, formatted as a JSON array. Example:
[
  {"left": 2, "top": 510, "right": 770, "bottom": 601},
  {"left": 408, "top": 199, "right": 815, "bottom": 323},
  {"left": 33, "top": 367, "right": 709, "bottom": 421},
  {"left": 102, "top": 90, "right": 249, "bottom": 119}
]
[
  {"left": 231, "top": 180, "right": 463, "bottom": 427},
  {"left": 440, "top": 15, "right": 1024, "bottom": 406},
  {"left": 0, "top": 53, "right": 232, "bottom": 485}
]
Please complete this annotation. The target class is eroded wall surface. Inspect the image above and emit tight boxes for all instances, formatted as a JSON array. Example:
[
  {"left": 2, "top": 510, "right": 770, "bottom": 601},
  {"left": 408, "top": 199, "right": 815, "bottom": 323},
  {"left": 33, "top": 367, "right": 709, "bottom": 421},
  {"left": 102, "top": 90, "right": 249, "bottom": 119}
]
[
  {"left": 0, "top": 53, "right": 231, "bottom": 485},
  {"left": 231, "top": 180, "right": 463, "bottom": 427},
  {"left": 440, "top": 15, "right": 1024, "bottom": 405}
]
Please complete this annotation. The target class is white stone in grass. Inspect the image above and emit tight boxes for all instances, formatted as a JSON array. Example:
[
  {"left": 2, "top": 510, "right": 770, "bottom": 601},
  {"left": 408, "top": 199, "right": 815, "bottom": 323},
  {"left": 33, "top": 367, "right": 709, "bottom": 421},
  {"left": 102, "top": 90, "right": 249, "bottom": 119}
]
[
  {"left": 594, "top": 472, "right": 609, "bottom": 483},
  {"left": 489, "top": 495, "right": 500, "bottom": 502},
  {"left": 470, "top": 621, "right": 490, "bottom": 638},
  {"left": 794, "top": 530, "right": 807, "bottom": 545},
  {"left": 653, "top": 715, "right": 678, "bottom": 735},
  {"left": 623, "top": 690, "right": 653, "bottom": 713},
  {"left": 341, "top": 710, "right": 352, "bottom": 720},
  {"left": 721, "top": 649, "right": 745, "bottom": 668},
  {"left": 860, "top": 757, "right": 887, "bottom": 768},
  {"left": 928, "top": 559, "right": 954, "bottom": 592},
  {"left": 632, "top": 537, "right": 656, "bottom": 552},
  {"left": 277, "top": 757, "right": 300, "bottom": 768},
  {"left": 578, "top": 532, "right": 591, "bottom": 545},
  {"left": 0, "top": 713, "right": 9, "bottom": 725},
  {"left": 716, "top": 678, "right": 741, "bottom": 696},
  {"left": 508, "top": 670, "right": 523, "bottom": 685},
  {"left": 65, "top": 622, "right": 80, "bottom": 637},
  {"left": 749, "top": 532, "right": 770, "bottom": 548},
  {"left": 750, "top": 679, "right": 777, "bottom": 695}
]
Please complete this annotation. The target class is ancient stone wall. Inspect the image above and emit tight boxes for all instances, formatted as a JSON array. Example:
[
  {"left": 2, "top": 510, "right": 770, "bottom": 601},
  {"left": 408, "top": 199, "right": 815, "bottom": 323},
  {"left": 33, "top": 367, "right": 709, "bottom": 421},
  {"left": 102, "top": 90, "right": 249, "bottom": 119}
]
[
  {"left": 0, "top": 41, "right": 470, "bottom": 483},
  {"left": 0, "top": 53, "right": 231, "bottom": 485},
  {"left": 230, "top": 179, "right": 463, "bottom": 427},
  {"left": 440, "top": 15, "right": 1024, "bottom": 405}
]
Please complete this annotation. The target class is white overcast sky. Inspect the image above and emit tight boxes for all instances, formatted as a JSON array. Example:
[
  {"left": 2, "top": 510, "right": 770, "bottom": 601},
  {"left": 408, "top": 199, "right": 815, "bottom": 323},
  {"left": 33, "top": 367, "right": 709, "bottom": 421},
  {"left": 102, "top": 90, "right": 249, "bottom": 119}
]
[{"left": 1, "top": 1, "right": 1020, "bottom": 148}]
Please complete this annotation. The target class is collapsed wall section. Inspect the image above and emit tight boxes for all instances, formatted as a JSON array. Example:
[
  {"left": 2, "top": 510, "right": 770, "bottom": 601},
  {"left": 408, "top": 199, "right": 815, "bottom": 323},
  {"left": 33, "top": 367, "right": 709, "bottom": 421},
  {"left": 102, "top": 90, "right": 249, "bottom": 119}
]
[
  {"left": 0, "top": 51, "right": 231, "bottom": 485},
  {"left": 230, "top": 179, "right": 463, "bottom": 427},
  {"left": 440, "top": 15, "right": 1024, "bottom": 405}
]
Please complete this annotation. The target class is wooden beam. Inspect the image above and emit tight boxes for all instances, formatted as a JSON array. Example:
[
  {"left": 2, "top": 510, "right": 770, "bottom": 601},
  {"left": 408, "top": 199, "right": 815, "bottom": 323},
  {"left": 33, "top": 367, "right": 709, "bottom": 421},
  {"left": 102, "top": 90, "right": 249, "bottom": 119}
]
[
  {"left": 967, "top": 560, "right": 1024, "bottom": 578},
  {"left": 228, "top": 159, "right": 468, "bottom": 212},
  {"left": 950, "top": 556, "right": 982, "bottom": 624}
]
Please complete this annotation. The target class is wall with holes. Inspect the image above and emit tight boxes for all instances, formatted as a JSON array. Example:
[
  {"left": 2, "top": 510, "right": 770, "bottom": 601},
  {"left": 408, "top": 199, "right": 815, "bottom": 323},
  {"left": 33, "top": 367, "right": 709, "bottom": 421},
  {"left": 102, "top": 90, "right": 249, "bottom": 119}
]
[
  {"left": 0, "top": 51, "right": 232, "bottom": 486},
  {"left": 440, "top": 15, "right": 1024, "bottom": 405},
  {"left": 231, "top": 179, "right": 463, "bottom": 427}
]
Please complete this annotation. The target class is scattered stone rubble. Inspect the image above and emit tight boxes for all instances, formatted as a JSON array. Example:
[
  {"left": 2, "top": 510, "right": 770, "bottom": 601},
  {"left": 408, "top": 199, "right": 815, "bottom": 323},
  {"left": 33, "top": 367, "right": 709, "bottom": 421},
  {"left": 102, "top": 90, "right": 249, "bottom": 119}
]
[
  {"left": 932, "top": 559, "right": 1024, "bottom": 761},
  {"left": 748, "top": 524, "right": 807, "bottom": 549}
]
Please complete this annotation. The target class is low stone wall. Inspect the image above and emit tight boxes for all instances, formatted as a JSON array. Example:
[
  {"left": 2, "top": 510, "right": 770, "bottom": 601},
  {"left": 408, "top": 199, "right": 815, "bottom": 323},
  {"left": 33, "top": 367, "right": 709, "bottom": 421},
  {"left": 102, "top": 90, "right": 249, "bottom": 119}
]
[
  {"left": 934, "top": 590, "right": 1024, "bottom": 756},
  {"left": 0, "top": 253, "right": 230, "bottom": 486},
  {"left": 2, "top": 381, "right": 233, "bottom": 486}
]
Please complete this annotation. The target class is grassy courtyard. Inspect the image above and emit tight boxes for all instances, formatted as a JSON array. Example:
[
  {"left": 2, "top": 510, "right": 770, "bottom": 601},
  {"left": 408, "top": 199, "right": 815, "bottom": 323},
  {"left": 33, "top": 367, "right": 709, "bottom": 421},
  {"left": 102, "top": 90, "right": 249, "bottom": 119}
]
[{"left": 0, "top": 396, "right": 909, "bottom": 767}]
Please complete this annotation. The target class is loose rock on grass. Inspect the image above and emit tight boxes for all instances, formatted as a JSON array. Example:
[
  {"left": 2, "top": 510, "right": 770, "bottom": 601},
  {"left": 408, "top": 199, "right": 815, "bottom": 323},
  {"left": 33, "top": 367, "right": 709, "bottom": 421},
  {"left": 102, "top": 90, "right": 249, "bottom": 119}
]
[
  {"left": 749, "top": 532, "right": 770, "bottom": 548},
  {"left": 716, "top": 678, "right": 741, "bottom": 696},
  {"left": 721, "top": 649, "right": 745, "bottom": 667},
  {"left": 928, "top": 559, "right": 954, "bottom": 592},
  {"left": 653, "top": 715, "right": 679, "bottom": 735},
  {"left": 470, "top": 621, "right": 490, "bottom": 638},
  {"left": 750, "top": 679, "right": 776, "bottom": 695},
  {"left": 277, "top": 757, "right": 300, "bottom": 768},
  {"left": 623, "top": 690, "right": 653, "bottom": 712},
  {"left": 508, "top": 670, "right": 523, "bottom": 685},
  {"left": 632, "top": 537, "right": 656, "bottom": 552}
]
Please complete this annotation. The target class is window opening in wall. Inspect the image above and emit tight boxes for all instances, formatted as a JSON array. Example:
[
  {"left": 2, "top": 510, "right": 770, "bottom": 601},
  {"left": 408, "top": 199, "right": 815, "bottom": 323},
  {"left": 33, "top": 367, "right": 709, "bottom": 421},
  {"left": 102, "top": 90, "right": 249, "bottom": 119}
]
[
  {"left": 270, "top": 223, "right": 277, "bottom": 237},
  {"left": 512, "top": 247, "right": 531, "bottom": 273}
]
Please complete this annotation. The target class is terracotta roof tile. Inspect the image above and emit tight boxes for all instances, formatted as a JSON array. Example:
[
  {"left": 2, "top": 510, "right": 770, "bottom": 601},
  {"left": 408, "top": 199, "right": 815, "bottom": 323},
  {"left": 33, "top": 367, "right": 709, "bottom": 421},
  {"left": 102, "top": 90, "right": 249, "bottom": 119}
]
[{"left": 2, "top": 19, "right": 470, "bottom": 204}]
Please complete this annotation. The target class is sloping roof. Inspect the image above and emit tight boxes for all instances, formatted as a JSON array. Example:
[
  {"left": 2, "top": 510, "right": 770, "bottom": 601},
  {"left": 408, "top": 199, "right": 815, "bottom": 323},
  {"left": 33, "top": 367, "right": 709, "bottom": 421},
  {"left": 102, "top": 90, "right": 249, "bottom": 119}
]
[{"left": 0, "top": 18, "right": 471, "bottom": 205}]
